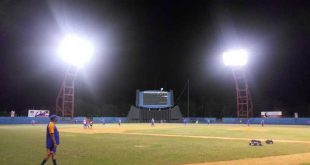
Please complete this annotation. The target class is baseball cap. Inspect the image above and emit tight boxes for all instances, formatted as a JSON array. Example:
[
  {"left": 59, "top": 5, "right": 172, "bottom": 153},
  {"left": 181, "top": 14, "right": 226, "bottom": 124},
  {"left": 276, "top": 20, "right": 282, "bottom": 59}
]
[{"left": 50, "top": 115, "right": 58, "bottom": 120}]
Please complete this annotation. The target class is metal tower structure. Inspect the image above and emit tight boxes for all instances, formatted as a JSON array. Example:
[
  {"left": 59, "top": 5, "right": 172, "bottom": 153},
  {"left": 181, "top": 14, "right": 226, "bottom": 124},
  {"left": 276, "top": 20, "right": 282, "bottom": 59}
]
[
  {"left": 232, "top": 68, "right": 253, "bottom": 118},
  {"left": 56, "top": 67, "right": 78, "bottom": 117}
]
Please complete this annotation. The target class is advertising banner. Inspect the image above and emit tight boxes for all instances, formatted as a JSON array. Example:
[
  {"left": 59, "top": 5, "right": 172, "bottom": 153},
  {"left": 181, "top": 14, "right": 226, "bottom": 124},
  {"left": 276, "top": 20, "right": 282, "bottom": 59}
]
[
  {"left": 28, "top": 110, "right": 50, "bottom": 117},
  {"left": 261, "top": 111, "right": 282, "bottom": 118}
]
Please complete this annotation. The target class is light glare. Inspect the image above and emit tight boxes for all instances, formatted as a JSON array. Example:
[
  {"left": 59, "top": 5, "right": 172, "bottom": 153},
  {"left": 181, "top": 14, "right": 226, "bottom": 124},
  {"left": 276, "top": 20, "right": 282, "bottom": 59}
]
[
  {"left": 58, "top": 35, "right": 94, "bottom": 67},
  {"left": 223, "top": 49, "right": 248, "bottom": 66}
]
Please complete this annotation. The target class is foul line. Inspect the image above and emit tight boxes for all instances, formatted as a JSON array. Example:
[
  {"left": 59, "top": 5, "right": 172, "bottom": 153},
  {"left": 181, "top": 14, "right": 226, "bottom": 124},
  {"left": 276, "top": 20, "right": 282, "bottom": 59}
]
[
  {"left": 183, "top": 152, "right": 310, "bottom": 165},
  {"left": 117, "top": 132, "right": 310, "bottom": 144}
]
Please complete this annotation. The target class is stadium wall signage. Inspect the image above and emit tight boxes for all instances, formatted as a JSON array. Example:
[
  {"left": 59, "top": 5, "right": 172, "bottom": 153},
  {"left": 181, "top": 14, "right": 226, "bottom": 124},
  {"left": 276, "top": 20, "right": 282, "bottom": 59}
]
[{"left": 28, "top": 110, "right": 50, "bottom": 117}]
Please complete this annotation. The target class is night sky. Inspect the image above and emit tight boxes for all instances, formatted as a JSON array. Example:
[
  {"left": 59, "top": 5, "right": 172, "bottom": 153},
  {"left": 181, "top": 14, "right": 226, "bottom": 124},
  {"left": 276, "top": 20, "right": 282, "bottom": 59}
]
[{"left": 0, "top": 0, "right": 310, "bottom": 117}]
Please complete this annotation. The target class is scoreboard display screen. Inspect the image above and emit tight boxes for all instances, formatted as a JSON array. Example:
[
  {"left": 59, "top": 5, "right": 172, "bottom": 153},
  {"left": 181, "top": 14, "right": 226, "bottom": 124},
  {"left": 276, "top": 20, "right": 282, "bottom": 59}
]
[
  {"left": 136, "top": 90, "right": 174, "bottom": 109},
  {"left": 143, "top": 92, "right": 168, "bottom": 105}
]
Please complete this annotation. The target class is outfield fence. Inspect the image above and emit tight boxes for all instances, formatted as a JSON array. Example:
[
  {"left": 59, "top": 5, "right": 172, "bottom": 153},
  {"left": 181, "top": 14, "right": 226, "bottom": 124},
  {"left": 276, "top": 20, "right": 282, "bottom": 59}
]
[
  {"left": 0, "top": 117, "right": 309, "bottom": 125},
  {"left": 183, "top": 117, "right": 216, "bottom": 123},
  {"left": 0, "top": 117, "right": 215, "bottom": 124},
  {"left": 222, "top": 118, "right": 310, "bottom": 125},
  {"left": 0, "top": 117, "right": 128, "bottom": 124}
]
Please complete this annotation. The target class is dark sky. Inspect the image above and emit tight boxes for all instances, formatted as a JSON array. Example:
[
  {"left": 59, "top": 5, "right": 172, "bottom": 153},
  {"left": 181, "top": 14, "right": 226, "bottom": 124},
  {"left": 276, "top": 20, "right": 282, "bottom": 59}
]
[{"left": 0, "top": 0, "right": 310, "bottom": 116}]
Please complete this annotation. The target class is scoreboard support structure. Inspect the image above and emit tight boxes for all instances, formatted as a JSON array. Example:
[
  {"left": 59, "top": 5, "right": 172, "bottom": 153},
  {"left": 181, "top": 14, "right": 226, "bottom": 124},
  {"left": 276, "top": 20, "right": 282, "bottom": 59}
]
[
  {"left": 139, "top": 108, "right": 172, "bottom": 122},
  {"left": 128, "top": 90, "right": 182, "bottom": 122},
  {"left": 127, "top": 105, "right": 183, "bottom": 122}
]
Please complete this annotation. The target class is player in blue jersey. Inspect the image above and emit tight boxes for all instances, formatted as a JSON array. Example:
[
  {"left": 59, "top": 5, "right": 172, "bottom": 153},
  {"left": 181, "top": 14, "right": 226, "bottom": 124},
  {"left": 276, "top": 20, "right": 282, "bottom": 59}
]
[
  {"left": 261, "top": 119, "right": 265, "bottom": 127},
  {"left": 183, "top": 118, "right": 187, "bottom": 126},
  {"left": 40, "top": 115, "right": 60, "bottom": 165}
]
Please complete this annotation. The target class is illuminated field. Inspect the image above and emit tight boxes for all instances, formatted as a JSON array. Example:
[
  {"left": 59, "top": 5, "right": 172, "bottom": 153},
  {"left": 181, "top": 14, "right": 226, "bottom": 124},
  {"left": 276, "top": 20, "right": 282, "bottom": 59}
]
[{"left": 0, "top": 124, "right": 309, "bottom": 165}]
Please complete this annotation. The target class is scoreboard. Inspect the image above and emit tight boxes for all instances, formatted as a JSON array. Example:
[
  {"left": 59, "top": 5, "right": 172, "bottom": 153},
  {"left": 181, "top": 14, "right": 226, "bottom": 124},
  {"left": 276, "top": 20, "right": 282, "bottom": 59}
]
[
  {"left": 143, "top": 91, "right": 168, "bottom": 105},
  {"left": 136, "top": 90, "right": 174, "bottom": 109}
]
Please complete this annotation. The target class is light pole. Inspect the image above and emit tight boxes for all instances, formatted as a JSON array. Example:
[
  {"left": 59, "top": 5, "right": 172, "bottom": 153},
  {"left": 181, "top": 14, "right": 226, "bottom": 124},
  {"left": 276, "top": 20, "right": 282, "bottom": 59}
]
[
  {"left": 223, "top": 49, "right": 253, "bottom": 118},
  {"left": 56, "top": 34, "right": 94, "bottom": 117}
]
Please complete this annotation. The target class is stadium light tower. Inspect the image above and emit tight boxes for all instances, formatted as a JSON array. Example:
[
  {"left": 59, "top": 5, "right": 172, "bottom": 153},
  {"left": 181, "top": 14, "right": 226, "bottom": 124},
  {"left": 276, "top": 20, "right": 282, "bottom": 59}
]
[
  {"left": 56, "top": 34, "right": 94, "bottom": 117},
  {"left": 223, "top": 49, "right": 253, "bottom": 118}
]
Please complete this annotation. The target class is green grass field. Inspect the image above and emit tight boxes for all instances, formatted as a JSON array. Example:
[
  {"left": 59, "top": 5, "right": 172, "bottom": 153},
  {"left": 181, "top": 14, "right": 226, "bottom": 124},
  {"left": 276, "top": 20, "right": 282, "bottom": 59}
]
[{"left": 0, "top": 124, "right": 309, "bottom": 165}]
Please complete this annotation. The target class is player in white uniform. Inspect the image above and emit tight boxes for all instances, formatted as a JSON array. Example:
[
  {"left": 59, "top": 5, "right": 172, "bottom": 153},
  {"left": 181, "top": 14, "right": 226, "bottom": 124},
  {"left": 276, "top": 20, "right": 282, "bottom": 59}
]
[
  {"left": 118, "top": 119, "right": 121, "bottom": 126},
  {"left": 83, "top": 119, "right": 87, "bottom": 128}
]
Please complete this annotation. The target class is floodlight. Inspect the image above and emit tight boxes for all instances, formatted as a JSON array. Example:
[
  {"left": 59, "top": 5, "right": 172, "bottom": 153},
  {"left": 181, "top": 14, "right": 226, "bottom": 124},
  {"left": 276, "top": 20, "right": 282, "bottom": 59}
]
[
  {"left": 223, "top": 49, "right": 248, "bottom": 66},
  {"left": 58, "top": 34, "right": 94, "bottom": 67}
]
